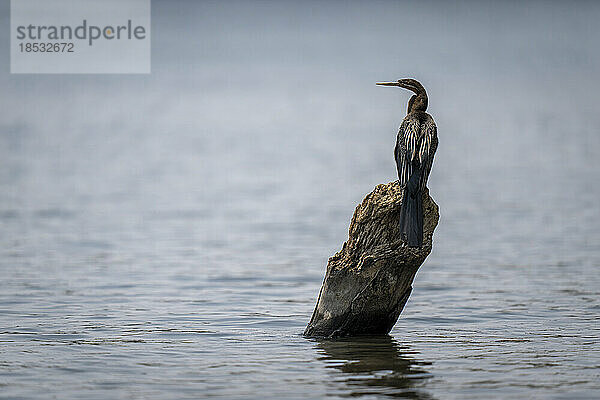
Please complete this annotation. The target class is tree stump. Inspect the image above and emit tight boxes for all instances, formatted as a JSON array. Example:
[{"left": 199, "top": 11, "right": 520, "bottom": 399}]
[{"left": 304, "top": 181, "right": 439, "bottom": 338}]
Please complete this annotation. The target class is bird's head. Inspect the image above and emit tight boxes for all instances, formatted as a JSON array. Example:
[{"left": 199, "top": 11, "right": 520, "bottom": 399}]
[
  {"left": 376, "top": 78, "right": 426, "bottom": 95},
  {"left": 376, "top": 78, "right": 428, "bottom": 113}
]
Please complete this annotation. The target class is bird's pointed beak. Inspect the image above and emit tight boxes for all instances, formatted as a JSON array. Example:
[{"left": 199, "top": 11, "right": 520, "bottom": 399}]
[{"left": 376, "top": 81, "right": 400, "bottom": 86}]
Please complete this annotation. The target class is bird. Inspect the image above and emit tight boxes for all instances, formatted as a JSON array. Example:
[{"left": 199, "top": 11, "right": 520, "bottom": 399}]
[{"left": 376, "top": 79, "right": 438, "bottom": 247}]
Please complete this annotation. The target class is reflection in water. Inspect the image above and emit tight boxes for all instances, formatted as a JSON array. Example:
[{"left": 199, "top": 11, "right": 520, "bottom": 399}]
[{"left": 315, "top": 336, "right": 435, "bottom": 399}]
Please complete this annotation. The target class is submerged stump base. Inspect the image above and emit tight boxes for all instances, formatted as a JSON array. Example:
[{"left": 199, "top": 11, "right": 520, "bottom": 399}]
[{"left": 304, "top": 181, "right": 439, "bottom": 338}]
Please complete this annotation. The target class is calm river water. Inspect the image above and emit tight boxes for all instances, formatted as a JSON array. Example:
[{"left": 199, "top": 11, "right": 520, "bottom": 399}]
[{"left": 1, "top": 1, "right": 599, "bottom": 399}]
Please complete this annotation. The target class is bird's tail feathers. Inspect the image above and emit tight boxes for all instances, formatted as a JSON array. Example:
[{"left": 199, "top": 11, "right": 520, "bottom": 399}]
[{"left": 399, "top": 168, "right": 424, "bottom": 247}]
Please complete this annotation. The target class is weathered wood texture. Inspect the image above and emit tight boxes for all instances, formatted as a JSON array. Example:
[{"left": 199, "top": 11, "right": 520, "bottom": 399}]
[{"left": 304, "top": 181, "right": 439, "bottom": 338}]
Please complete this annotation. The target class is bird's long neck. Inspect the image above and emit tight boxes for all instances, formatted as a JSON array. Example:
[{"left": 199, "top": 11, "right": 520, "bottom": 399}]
[
  {"left": 407, "top": 93, "right": 428, "bottom": 114},
  {"left": 407, "top": 95, "right": 416, "bottom": 114}
]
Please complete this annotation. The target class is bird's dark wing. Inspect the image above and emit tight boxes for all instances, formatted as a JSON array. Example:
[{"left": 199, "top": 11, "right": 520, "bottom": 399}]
[
  {"left": 419, "top": 117, "right": 438, "bottom": 191},
  {"left": 396, "top": 116, "right": 421, "bottom": 186}
]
